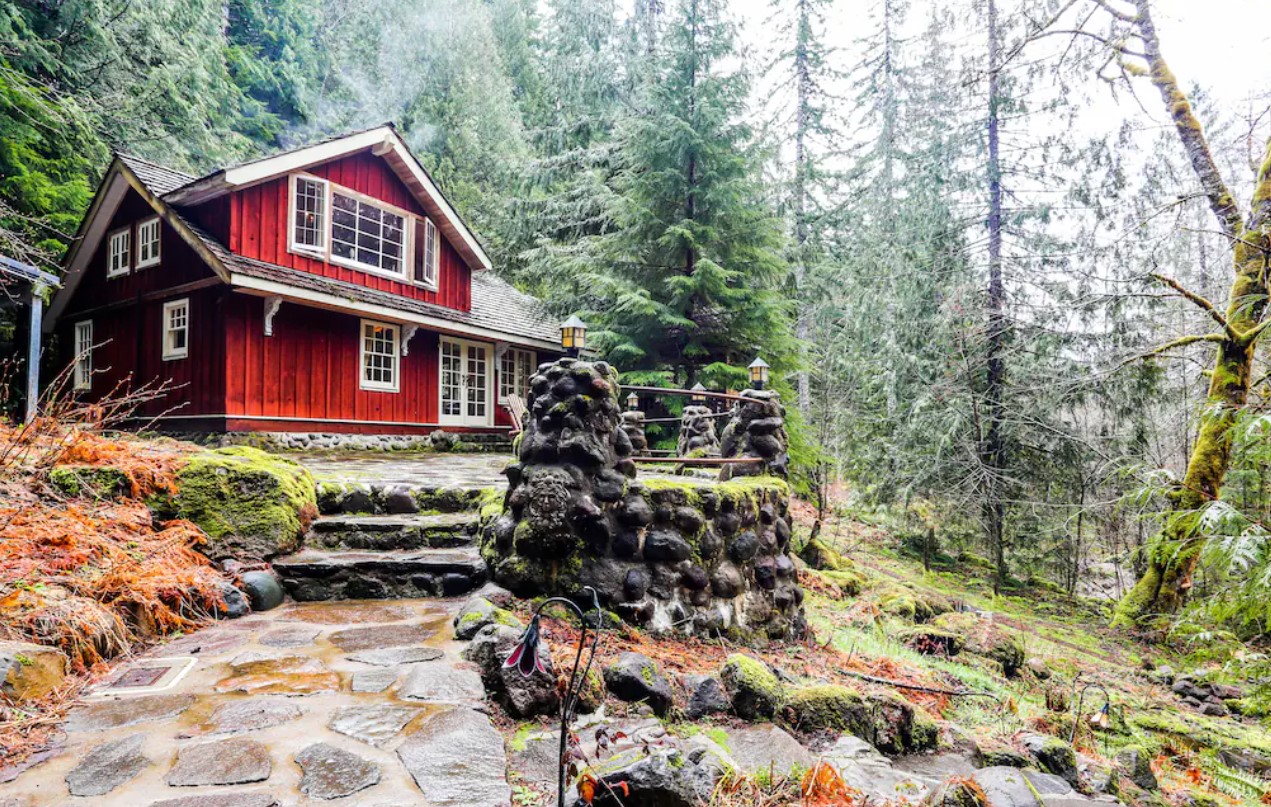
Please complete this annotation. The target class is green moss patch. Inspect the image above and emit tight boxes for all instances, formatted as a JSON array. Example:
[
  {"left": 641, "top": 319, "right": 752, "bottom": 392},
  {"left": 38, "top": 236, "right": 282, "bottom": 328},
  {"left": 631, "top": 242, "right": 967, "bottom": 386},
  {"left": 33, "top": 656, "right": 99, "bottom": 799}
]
[{"left": 784, "top": 684, "right": 863, "bottom": 731}]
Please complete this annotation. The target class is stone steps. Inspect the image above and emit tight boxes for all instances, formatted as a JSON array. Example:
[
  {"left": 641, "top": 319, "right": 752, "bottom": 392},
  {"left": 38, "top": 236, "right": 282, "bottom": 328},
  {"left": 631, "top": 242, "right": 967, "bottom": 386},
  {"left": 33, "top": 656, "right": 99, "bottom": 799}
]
[
  {"left": 307, "top": 513, "right": 479, "bottom": 551},
  {"left": 317, "top": 482, "right": 498, "bottom": 517},
  {"left": 272, "top": 548, "right": 487, "bottom": 601}
]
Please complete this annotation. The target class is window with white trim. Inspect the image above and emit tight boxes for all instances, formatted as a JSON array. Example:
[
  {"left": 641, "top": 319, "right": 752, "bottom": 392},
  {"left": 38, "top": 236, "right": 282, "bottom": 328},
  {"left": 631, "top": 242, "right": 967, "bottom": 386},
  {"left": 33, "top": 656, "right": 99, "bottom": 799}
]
[
  {"left": 73, "top": 320, "right": 93, "bottom": 390},
  {"left": 136, "top": 217, "right": 161, "bottom": 269},
  {"left": 107, "top": 228, "right": 130, "bottom": 277},
  {"left": 332, "top": 191, "right": 406, "bottom": 276},
  {"left": 163, "top": 299, "right": 189, "bottom": 360},
  {"left": 290, "top": 175, "right": 328, "bottom": 255},
  {"left": 360, "top": 320, "right": 400, "bottom": 392},
  {"left": 499, "top": 348, "right": 534, "bottom": 403},
  {"left": 417, "top": 218, "right": 439, "bottom": 287}
]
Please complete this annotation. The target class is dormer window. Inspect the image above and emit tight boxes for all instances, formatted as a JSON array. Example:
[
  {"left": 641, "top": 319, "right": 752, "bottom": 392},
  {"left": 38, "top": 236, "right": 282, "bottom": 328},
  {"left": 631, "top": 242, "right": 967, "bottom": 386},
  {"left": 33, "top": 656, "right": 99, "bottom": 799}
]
[
  {"left": 107, "top": 227, "right": 130, "bottom": 277},
  {"left": 331, "top": 190, "right": 406, "bottom": 276}
]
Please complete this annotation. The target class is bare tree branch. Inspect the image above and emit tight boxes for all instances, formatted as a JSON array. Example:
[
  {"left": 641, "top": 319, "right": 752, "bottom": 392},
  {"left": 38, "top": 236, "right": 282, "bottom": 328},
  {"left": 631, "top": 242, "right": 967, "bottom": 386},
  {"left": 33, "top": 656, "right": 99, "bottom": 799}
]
[{"left": 1149, "top": 272, "right": 1229, "bottom": 330}]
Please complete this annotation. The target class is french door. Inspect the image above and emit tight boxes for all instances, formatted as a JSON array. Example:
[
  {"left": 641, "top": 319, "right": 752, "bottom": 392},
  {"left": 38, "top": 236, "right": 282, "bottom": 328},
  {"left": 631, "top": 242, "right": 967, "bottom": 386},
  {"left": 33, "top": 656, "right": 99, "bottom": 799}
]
[{"left": 439, "top": 337, "right": 492, "bottom": 426}]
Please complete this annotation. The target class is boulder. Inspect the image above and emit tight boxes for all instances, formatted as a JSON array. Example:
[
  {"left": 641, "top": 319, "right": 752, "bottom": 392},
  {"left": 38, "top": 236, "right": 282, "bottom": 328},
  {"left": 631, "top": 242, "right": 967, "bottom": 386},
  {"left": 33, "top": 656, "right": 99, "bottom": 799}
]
[
  {"left": 569, "top": 746, "right": 729, "bottom": 807},
  {"left": 725, "top": 724, "right": 813, "bottom": 775},
  {"left": 932, "top": 613, "right": 1025, "bottom": 677},
  {"left": 239, "top": 571, "right": 284, "bottom": 612},
  {"left": 783, "top": 684, "right": 864, "bottom": 732},
  {"left": 453, "top": 596, "right": 520, "bottom": 640},
  {"left": 896, "top": 625, "right": 965, "bottom": 656},
  {"left": 215, "top": 583, "right": 250, "bottom": 619},
  {"left": 49, "top": 465, "right": 130, "bottom": 500},
  {"left": 719, "top": 654, "right": 784, "bottom": 720},
  {"left": 684, "top": 675, "right": 730, "bottom": 720},
  {"left": 1116, "top": 745, "right": 1157, "bottom": 791},
  {"left": 0, "top": 640, "right": 67, "bottom": 701},
  {"left": 166, "top": 447, "right": 316, "bottom": 560},
  {"left": 603, "top": 652, "right": 673, "bottom": 717},
  {"left": 463, "top": 624, "right": 559, "bottom": 718},
  {"left": 1021, "top": 734, "right": 1079, "bottom": 788}
]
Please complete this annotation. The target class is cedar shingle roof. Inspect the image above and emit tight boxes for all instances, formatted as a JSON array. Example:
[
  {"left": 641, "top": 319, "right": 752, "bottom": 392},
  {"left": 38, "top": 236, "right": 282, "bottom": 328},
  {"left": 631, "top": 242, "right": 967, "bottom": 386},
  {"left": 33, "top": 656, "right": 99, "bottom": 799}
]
[{"left": 119, "top": 153, "right": 558, "bottom": 347}]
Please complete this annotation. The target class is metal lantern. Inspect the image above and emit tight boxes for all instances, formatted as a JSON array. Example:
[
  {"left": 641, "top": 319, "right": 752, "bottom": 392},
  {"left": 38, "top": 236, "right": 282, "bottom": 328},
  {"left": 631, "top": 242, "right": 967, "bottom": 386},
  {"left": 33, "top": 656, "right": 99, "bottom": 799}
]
[
  {"left": 626, "top": 391, "right": 639, "bottom": 410},
  {"left": 690, "top": 382, "right": 707, "bottom": 403},
  {"left": 560, "top": 315, "right": 587, "bottom": 356},
  {"left": 748, "top": 357, "right": 770, "bottom": 390}
]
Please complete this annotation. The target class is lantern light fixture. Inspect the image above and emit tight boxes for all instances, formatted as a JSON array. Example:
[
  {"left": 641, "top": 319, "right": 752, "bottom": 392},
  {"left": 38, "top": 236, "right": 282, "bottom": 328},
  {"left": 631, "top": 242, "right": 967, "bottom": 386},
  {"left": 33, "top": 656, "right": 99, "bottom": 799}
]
[
  {"left": 690, "top": 382, "right": 707, "bottom": 403},
  {"left": 626, "top": 391, "right": 639, "bottom": 410},
  {"left": 748, "top": 357, "right": 770, "bottom": 390},
  {"left": 560, "top": 315, "right": 587, "bottom": 357}
]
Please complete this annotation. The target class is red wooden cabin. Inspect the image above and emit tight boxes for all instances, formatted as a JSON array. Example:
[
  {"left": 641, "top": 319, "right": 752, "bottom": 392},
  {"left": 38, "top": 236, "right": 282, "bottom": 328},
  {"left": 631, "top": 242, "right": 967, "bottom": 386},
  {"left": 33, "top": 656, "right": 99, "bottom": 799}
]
[{"left": 46, "top": 126, "right": 560, "bottom": 436}]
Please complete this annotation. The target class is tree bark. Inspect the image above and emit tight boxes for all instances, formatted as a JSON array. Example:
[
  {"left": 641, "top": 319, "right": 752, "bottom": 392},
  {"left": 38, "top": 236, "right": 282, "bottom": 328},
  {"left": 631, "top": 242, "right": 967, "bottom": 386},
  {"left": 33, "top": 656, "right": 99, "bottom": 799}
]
[
  {"left": 793, "top": 0, "right": 812, "bottom": 414},
  {"left": 983, "top": 0, "right": 1008, "bottom": 595},
  {"left": 1112, "top": 0, "right": 1271, "bottom": 628}
]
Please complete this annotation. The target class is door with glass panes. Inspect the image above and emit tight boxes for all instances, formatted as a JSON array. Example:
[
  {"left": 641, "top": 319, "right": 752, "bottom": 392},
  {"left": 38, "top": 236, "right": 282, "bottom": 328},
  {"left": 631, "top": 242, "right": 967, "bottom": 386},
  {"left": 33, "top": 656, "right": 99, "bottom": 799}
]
[{"left": 438, "top": 337, "right": 492, "bottom": 426}]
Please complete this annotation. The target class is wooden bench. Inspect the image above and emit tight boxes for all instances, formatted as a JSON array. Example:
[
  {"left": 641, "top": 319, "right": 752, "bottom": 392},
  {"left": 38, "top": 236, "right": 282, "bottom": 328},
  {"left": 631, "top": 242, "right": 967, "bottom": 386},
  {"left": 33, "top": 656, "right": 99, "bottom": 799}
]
[{"left": 505, "top": 393, "right": 528, "bottom": 436}]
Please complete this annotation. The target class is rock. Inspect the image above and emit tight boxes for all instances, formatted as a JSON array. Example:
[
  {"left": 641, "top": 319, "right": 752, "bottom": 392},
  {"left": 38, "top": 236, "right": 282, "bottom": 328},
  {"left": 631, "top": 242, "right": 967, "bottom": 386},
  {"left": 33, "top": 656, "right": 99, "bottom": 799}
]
[
  {"left": 295, "top": 742, "right": 381, "bottom": 799},
  {"left": 684, "top": 675, "right": 730, "bottom": 719},
  {"left": 65, "top": 734, "right": 149, "bottom": 796},
  {"left": 1116, "top": 746, "right": 1157, "bottom": 791},
  {"left": 351, "top": 668, "right": 398, "bottom": 693},
  {"left": 328, "top": 704, "right": 419, "bottom": 747},
  {"left": 239, "top": 571, "right": 284, "bottom": 612},
  {"left": 827, "top": 735, "right": 946, "bottom": 801},
  {"left": 1200, "top": 701, "right": 1228, "bottom": 717},
  {"left": 382, "top": 485, "right": 418, "bottom": 514},
  {"left": 896, "top": 625, "right": 965, "bottom": 656},
  {"left": 603, "top": 652, "right": 674, "bottom": 717},
  {"left": 1149, "top": 665, "right": 1175, "bottom": 685},
  {"left": 400, "top": 661, "right": 486, "bottom": 704},
  {"left": 568, "top": 746, "right": 729, "bottom": 807},
  {"left": 1026, "top": 657, "right": 1050, "bottom": 680},
  {"left": 65, "top": 694, "right": 194, "bottom": 732},
  {"left": 1021, "top": 734, "right": 1079, "bottom": 788},
  {"left": 462, "top": 624, "right": 559, "bottom": 717},
  {"left": 972, "top": 766, "right": 1073, "bottom": 807},
  {"left": 644, "top": 530, "right": 692, "bottom": 562},
  {"left": 200, "top": 698, "right": 302, "bottom": 735},
  {"left": 1082, "top": 759, "right": 1118, "bottom": 795},
  {"left": 346, "top": 646, "right": 443, "bottom": 666},
  {"left": 925, "top": 777, "right": 989, "bottom": 807},
  {"left": 49, "top": 464, "right": 130, "bottom": 499},
  {"left": 931, "top": 613, "right": 1024, "bottom": 676},
  {"left": 217, "top": 583, "right": 250, "bottom": 619},
  {"left": 149, "top": 794, "right": 280, "bottom": 807},
  {"left": 453, "top": 596, "right": 520, "bottom": 640},
  {"left": 784, "top": 684, "right": 864, "bottom": 732},
  {"left": 0, "top": 640, "right": 67, "bottom": 701},
  {"left": 719, "top": 654, "right": 784, "bottom": 720},
  {"left": 327, "top": 623, "right": 433, "bottom": 651},
  {"left": 978, "top": 747, "right": 1032, "bottom": 769},
  {"left": 258, "top": 626, "right": 319, "bottom": 648},
  {"left": 166, "top": 738, "right": 272, "bottom": 786},
  {"left": 397, "top": 707, "right": 510, "bottom": 807},
  {"left": 166, "top": 447, "right": 316, "bottom": 560},
  {"left": 725, "top": 725, "right": 813, "bottom": 774}
]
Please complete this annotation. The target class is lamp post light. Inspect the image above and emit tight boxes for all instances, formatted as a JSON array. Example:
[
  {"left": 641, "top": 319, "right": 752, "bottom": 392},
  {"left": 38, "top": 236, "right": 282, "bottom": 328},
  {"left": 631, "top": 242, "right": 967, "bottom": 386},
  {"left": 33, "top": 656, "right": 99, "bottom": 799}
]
[
  {"left": 690, "top": 382, "right": 707, "bottom": 404},
  {"left": 748, "top": 357, "right": 770, "bottom": 390},
  {"left": 626, "top": 391, "right": 640, "bottom": 411},
  {"left": 560, "top": 315, "right": 587, "bottom": 358}
]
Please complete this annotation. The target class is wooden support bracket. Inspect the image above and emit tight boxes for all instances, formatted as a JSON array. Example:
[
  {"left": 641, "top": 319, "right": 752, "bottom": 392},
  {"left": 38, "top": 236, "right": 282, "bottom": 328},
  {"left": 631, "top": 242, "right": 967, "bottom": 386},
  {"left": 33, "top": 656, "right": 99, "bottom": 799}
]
[{"left": 263, "top": 296, "right": 282, "bottom": 337}]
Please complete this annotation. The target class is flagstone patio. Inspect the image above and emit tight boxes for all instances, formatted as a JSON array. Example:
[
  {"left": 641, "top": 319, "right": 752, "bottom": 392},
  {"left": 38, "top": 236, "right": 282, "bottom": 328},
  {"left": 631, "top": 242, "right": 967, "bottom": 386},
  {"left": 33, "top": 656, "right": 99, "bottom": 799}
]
[{"left": 1, "top": 599, "right": 509, "bottom": 807}]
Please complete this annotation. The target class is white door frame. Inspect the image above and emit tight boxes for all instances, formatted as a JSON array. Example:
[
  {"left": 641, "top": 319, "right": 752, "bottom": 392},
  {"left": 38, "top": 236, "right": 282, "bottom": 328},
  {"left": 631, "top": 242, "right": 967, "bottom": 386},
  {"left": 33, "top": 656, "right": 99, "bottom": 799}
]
[{"left": 438, "top": 336, "right": 493, "bottom": 427}]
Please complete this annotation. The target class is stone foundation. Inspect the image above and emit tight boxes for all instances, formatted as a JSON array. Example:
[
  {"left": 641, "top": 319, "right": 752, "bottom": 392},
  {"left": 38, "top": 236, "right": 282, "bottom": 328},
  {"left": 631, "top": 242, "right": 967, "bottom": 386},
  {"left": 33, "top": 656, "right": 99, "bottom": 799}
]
[
  {"left": 480, "top": 357, "right": 804, "bottom": 642},
  {"left": 163, "top": 431, "right": 512, "bottom": 453}
]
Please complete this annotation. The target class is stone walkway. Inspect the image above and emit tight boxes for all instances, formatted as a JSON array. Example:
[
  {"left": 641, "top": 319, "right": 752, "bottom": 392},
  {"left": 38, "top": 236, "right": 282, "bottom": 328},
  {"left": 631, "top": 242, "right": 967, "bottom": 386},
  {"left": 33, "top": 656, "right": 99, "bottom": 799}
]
[
  {"left": 290, "top": 451, "right": 515, "bottom": 490},
  {"left": 2, "top": 600, "right": 509, "bottom": 807}
]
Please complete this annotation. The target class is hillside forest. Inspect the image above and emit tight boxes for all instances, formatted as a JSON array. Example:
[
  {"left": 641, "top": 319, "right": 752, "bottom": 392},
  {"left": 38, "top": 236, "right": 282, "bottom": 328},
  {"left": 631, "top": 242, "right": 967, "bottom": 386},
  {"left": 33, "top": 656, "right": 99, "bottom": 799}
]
[{"left": 4, "top": 0, "right": 1271, "bottom": 696}]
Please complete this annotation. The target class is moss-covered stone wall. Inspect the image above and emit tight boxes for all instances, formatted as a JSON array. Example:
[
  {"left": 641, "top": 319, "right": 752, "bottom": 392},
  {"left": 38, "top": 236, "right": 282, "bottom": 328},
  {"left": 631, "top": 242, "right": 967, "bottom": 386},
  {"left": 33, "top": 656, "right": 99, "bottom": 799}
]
[{"left": 480, "top": 357, "right": 804, "bottom": 643}]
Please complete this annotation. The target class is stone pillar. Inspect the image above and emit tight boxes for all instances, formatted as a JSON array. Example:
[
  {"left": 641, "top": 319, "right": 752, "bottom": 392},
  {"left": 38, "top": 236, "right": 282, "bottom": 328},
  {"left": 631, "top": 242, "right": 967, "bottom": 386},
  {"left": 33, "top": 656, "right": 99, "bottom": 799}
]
[
  {"left": 719, "top": 389, "right": 789, "bottom": 480},
  {"left": 676, "top": 406, "right": 720, "bottom": 457},
  {"left": 620, "top": 410, "right": 649, "bottom": 457}
]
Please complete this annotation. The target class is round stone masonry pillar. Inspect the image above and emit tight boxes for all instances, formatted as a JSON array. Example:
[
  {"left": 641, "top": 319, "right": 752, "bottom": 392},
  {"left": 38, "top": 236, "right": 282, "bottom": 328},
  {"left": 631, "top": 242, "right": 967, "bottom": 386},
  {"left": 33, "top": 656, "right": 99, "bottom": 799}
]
[
  {"left": 620, "top": 410, "right": 649, "bottom": 457},
  {"left": 719, "top": 389, "right": 789, "bottom": 480},
  {"left": 677, "top": 406, "right": 720, "bottom": 458}
]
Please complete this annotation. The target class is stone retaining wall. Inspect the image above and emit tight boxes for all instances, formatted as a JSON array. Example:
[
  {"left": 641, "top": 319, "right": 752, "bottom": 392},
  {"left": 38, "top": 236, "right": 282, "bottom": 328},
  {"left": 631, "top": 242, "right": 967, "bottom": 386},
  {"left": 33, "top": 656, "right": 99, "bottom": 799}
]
[{"left": 479, "top": 357, "right": 804, "bottom": 643}]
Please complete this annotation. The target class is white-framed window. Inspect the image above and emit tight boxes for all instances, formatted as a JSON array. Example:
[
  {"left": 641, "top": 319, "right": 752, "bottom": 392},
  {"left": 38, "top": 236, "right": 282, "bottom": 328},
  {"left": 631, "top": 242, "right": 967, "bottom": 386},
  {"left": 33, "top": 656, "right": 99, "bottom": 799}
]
[
  {"left": 107, "top": 227, "right": 131, "bottom": 277},
  {"left": 416, "top": 218, "right": 439, "bottom": 288},
  {"left": 163, "top": 299, "right": 189, "bottom": 360},
  {"left": 289, "top": 174, "right": 328, "bottom": 256},
  {"left": 332, "top": 189, "right": 407, "bottom": 277},
  {"left": 499, "top": 348, "right": 534, "bottom": 403},
  {"left": 136, "top": 216, "right": 161, "bottom": 269},
  {"left": 360, "top": 319, "right": 400, "bottom": 392},
  {"left": 73, "top": 320, "right": 93, "bottom": 391}
]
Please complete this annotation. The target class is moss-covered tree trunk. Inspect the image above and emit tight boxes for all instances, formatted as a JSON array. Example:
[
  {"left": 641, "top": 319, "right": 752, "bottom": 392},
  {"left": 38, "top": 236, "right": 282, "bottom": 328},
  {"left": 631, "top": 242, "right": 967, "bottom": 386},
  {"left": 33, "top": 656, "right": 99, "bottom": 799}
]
[{"left": 1111, "top": 0, "right": 1271, "bottom": 628}]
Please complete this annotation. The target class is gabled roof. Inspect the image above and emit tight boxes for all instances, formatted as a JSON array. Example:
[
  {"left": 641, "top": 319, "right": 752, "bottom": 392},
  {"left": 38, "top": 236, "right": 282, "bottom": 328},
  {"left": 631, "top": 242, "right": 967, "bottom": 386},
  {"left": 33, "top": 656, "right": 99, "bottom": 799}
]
[
  {"left": 119, "top": 153, "right": 195, "bottom": 196},
  {"left": 162, "top": 124, "right": 491, "bottom": 272}
]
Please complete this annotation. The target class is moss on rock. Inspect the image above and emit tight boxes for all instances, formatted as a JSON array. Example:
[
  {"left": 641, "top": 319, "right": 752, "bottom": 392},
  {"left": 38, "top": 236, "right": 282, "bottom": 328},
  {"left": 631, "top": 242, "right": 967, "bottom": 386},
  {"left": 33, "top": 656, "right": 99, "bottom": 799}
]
[
  {"left": 49, "top": 466, "right": 130, "bottom": 500},
  {"left": 166, "top": 446, "right": 316, "bottom": 561},
  {"left": 799, "top": 537, "right": 851, "bottom": 571},
  {"left": 719, "top": 653, "right": 784, "bottom": 720},
  {"left": 783, "top": 684, "right": 863, "bottom": 731}
]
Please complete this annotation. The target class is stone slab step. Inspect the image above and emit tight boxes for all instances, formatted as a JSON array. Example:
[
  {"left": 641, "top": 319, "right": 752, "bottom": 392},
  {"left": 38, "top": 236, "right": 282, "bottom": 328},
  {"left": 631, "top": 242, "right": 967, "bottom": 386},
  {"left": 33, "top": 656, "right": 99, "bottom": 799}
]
[
  {"left": 317, "top": 482, "right": 499, "bottom": 516},
  {"left": 307, "top": 513, "right": 478, "bottom": 551},
  {"left": 272, "top": 548, "right": 487, "bottom": 601}
]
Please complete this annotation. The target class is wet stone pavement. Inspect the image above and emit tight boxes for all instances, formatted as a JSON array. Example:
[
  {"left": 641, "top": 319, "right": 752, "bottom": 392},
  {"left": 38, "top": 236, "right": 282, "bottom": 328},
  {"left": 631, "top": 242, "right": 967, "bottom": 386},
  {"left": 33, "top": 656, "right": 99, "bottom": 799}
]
[{"left": 2, "top": 600, "right": 510, "bottom": 807}]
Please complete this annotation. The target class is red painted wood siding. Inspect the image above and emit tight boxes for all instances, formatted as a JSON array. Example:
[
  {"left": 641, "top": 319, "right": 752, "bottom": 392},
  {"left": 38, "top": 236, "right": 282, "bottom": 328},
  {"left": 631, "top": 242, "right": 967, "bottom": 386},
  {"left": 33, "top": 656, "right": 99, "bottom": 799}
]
[
  {"left": 68, "top": 189, "right": 217, "bottom": 308},
  {"left": 57, "top": 287, "right": 226, "bottom": 417},
  {"left": 227, "top": 153, "right": 472, "bottom": 311},
  {"left": 223, "top": 292, "right": 455, "bottom": 425}
]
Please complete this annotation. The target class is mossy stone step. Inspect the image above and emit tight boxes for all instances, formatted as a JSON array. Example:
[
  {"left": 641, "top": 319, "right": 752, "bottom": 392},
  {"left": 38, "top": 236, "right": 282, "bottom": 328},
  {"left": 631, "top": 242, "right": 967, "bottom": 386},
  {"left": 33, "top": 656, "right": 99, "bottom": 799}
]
[
  {"left": 307, "top": 513, "right": 478, "bottom": 551},
  {"left": 272, "top": 548, "right": 486, "bottom": 601}
]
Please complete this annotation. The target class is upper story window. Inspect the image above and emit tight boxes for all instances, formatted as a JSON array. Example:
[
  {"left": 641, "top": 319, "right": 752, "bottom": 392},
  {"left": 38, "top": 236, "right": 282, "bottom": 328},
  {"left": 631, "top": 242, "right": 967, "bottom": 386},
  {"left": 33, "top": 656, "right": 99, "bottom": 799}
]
[
  {"left": 163, "top": 299, "right": 189, "bottom": 360},
  {"left": 499, "top": 348, "right": 533, "bottom": 403},
  {"left": 73, "top": 320, "right": 93, "bottom": 390},
  {"left": 290, "top": 175, "right": 328, "bottom": 256},
  {"left": 287, "top": 173, "right": 437, "bottom": 287},
  {"left": 360, "top": 319, "right": 400, "bottom": 392},
  {"left": 107, "top": 228, "right": 131, "bottom": 277},
  {"left": 137, "top": 216, "right": 161, "bottom": 269}
]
